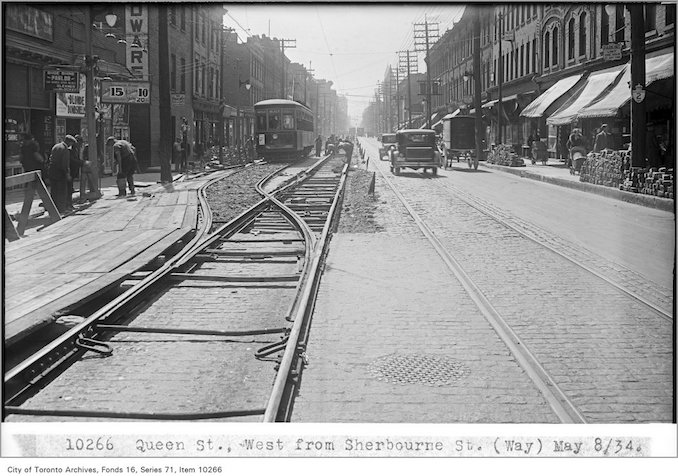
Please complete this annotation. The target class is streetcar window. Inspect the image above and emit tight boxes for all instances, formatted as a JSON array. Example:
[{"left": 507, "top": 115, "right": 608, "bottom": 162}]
[
  {"left": 282, "top": 113, "right": 295, "bottom": 130},
  {"left": 268, "top": 112, "right": 280, "bottom": 130},
  {"left": 256, "top": 113, "right": 267, "bottom": 131}
]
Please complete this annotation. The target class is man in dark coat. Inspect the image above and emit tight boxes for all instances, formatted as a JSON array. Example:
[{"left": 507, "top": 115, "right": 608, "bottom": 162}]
[
  {"left": 20, "top": 133, "right": 43, "bottom": 172},
  {"left": 107, "top": 137, "right": 137, "bottom": 197},
  {"left": 594, "top": 123, "right": 612, "bottom": 152},
  {"left": 315, "top": 135, "right": 322, "bottom": 157},
  {"left": 48, "top": 135, "right": 76, "bottom": 213}
]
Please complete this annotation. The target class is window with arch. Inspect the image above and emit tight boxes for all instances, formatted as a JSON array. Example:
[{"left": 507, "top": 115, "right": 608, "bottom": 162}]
[
  {"left": 568, "top": 18, "right": 575, "bottom": 59},
  {"left": 552, "top": 26, "right": 559, "bottom": 66},
  {"left": 579, "top": 12, "right": 587, "bottom": 57},
  {"left": 544, "top": 31, "right": 550, "bottom": 67},
  {"left": 601, "top": 7, "right": 609, "bottom": 46}
]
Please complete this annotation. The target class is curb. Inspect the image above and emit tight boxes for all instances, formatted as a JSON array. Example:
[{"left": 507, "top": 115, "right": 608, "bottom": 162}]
[{"left": 481, "top": 162, "right": 674, "bottom": 213}]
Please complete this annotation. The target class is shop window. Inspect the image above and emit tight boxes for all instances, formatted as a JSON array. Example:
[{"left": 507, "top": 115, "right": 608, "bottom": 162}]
[
  {"left": 601, "top": 8, "right": 610, "bottom": 46},
  {"left": 579, "top": 13, "right": 587, "bottom": 57},
  {"left": 568, "top": 18, "right": 575, "bottom": 59},
  {"left": 615, "top": 5, "right": 625, "bottom": 42},
  {"left": 667, "top": 4, "right": 676, "bottom": 26},
  {"left": 180, "top": 58, "right": 186, "bottom": 92},
  {"left": 645, "top": 4, "right": 656, "bottom": 32}
]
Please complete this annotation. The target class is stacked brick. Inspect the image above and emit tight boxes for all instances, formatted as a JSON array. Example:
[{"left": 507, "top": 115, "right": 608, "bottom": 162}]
[
  {"left": 580, "top": 150, "right": 674, "bottom": 198},
  {"left": 579, "top": 150, "right": 625, "bottom": 188},
  {"left": 621, "top": 167, "right": 675, "bottom": 198}
]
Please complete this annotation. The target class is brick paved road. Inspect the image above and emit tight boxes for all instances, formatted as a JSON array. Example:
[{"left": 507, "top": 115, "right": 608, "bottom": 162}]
[{"left": 292, "top": 138, "right": 672, "bottom": 423}]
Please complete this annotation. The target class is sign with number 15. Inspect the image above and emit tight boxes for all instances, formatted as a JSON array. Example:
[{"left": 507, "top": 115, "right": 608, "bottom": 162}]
[{"left": 101, "top": 81, "right": 151, "bottom": 104}]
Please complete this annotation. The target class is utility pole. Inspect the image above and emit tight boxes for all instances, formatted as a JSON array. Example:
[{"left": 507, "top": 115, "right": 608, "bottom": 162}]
[
  {"left": 279, "top": 38, "right": 296, "bottom": 98},
  {"left": 158, "top": 4, "right": 172, "bottom": 183},
  {"left": 497, "top": 10, "right": 504, "bottom": 144},
  {"left": 399, "top": 50, "right": 417, "bottom": 128},
  {"left": 83, "top": 7, "right": 101, "bottom": 199},
  {"left": 629, "top": 4, "right": 646, "bottom": 167},
  {"left": 394, "top": 66, "right": 401, "bottom": 128},
  {"left": 473, "top": 6, "right": 484, "bottom": 161},
  {"left": 414, "top": 17, "right": 439, "bottom": 128}
]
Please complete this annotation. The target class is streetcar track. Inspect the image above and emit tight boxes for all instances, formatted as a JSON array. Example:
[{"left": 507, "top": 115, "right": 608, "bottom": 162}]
[
  {"left": 4, "top": 154, "right": 349, "bottom": 422},
  {"left": 372, "top": 147, "right": 587, "bottom": 423},
  {"left": 438, "top": 180, "right": 673, "bottom": 322}
]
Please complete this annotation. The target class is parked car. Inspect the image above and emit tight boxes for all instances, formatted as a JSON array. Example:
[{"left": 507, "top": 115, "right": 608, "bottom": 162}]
[
  {"left": 379, "top": 133, "right": 398, "bottom": 160},
  {"left": 389, "top": 129, "right": 441, "bottom": 175}
]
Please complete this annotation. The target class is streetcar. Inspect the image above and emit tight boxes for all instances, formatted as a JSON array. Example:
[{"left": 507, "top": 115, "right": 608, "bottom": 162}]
[{"left": 254, "top": 99, "right": 315, "bottom": 161}]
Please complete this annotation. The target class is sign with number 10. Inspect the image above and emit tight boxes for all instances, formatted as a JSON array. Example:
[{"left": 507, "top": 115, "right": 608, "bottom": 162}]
[{"left": 101, "top": 81, "right": 151, "bottom": 104}]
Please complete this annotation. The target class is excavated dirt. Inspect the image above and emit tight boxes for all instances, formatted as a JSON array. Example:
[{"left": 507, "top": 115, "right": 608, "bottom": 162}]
[{"left": 337, "top": 167, "right": 383, "bottom": 233}]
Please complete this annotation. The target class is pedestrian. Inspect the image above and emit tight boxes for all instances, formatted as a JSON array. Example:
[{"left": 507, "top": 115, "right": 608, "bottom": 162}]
[
  {"left": 195, "top": 141, "right": 204, "bottom": 170},
  {"left": 173, "top": 138, "right": 182, "bottom": 172},
  {"left": 593, "top": 123, "right": 612, "bottom": 152},
  {"left": 20, "top": 132, "right": 43, "bottom": 173},
  {"left": 47, "top": 135, "right": 76, "bottom": 213},
  {"left": 315, "top": 134, "right": 322, "bottom": 157},
  {"left": 80, "top": 141, "right": 98, "bottom": 197},
  {"left": 107, "top": 136, "right": 138, "bottom": 198},
  {"left": 244, "top": 135, "right": 255, "bottom": 162},
  {"left": 67, "top": 135, "right": 83, "bottom": 208}
]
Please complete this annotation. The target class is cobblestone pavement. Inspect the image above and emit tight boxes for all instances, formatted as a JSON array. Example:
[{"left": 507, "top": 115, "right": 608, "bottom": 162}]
[{"left": 292, "top": 139, "right": 672, "bottom": 423}]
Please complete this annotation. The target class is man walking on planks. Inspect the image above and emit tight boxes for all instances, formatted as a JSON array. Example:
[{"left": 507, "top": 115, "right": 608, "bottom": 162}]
[{"left": 107, "top": 137, "right": 138, "bottom": 198}]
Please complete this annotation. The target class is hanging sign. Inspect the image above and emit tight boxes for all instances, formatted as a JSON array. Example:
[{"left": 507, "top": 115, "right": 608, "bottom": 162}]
[
  {"left": 44, "top": 70, "right": 80, "bottom": 92},
  {"left": 602, "top": 43, "right": 622, "bottom": 61},
  {"left": 101, "top": 81, "right": 151, "bottom": 104},
  {"left": 632, "top": 84, "right": 646, "bottom": 103}
]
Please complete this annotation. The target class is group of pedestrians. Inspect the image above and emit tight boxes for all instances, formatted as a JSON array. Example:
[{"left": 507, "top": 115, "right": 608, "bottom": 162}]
[
  {"left": 315, "top": 134, "right": 354, "bottom": 163},
  {"left": 19, "top": 132, "right": 139, "bottom": 214}
]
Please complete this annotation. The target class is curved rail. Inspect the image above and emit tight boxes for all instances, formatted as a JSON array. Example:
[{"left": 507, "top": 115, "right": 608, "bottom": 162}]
[{"left": 4, "top": 154, "right": 348, "bottom": 422}]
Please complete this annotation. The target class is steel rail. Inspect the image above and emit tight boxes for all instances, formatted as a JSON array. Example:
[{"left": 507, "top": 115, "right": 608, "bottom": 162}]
[
  {"left": 263, "top": 160, "right": 350, "bottom": 422},
  {"left": 4, "top": 157, "right": 338, "bottom": 417},
  {"left": 374, "top": 157, "right": 588, "bottom": 424},
  {"left": 4, "top": 168, "right": 241, "bottom": 404},
  {"left": 442, "top": 182, "right": 673, "bottom": 322},
  {"left": 4, "top": 164, "right": 289, "bottom": 406}
]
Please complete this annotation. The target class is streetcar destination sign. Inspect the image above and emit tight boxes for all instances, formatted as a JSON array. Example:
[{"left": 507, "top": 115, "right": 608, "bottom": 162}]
[
  {"left": 44, "top": 70, "right": 79, "bottom": 92},
  {"left": 101, "top": 81, "right": 151, "bottom": 104}
]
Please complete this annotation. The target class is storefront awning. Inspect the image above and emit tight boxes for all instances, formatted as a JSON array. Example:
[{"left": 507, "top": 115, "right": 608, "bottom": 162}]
[
  {"left": 520, "top": 74, "right": 584, "bottom": 118},
  {"left": 577, "top": 51, "right": 674, "bottom": 118},
  {"left": 442, "top": 109, "right": 461, "bottom": 119},
  {"left": 546, "top": 65, "right": 625, "bottom": 126}
]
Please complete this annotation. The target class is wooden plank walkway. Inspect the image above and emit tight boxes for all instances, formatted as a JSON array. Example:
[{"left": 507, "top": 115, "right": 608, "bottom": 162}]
[{"left": 3, "top": 179, "right": 206, "bottom": 346}]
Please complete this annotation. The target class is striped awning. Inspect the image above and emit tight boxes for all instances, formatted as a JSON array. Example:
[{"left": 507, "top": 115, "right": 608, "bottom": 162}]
[
  {"left": 520, "top": 74, "right": 584, "bottom": 118},
  {"left": 547, "top": 65, "right": 625, "bottom": 126}
]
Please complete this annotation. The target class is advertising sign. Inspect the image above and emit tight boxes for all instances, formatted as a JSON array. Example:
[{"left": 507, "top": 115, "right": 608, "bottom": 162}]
[
  {"left": 126, "top": 5, "right": 149, "bottom": 79},
  {"left": 602, "top": 43, "right": 622, "bottom": 61},
  {"left": 101, "top": 81, "right": 151, "bottom": 104},
  {"left": 44, "top": 70, "right": 80, "bottom": 93}
]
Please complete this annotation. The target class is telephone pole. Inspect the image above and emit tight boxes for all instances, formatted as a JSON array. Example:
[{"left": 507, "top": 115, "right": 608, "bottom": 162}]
[
  {"left": 414, "top": 17, "right": 439, "bottom": 128},
  {"left": 279, "top": 38, "right": 296, "bottom": 98},
  {"left": 398, "top": 50, "right": 417, "bottom": 128}
]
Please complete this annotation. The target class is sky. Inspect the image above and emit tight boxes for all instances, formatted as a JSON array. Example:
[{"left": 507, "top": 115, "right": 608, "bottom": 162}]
[{"left": 223, "top": 2, "right": 466, "bottom": 126}]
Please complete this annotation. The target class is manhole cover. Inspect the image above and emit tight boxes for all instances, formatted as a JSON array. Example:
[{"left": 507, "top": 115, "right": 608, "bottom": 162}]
[{"left": 368, "top": 353, "right": 470, "bottom": 387}]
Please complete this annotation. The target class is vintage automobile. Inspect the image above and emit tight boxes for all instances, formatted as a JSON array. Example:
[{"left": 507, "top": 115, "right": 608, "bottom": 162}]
[
  {"left": 389, "top": 129, "right": 441, "bottom": 175},
  {"left": 378, "top": 133, "right": 398, "bottom": 161}
]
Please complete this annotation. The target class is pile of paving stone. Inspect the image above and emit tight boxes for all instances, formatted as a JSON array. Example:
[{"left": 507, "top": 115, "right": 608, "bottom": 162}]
[
  {"left": 620, "top": 166, "right": 674, "bottom": 198},
  {"left": 486, "top": 144, "right": 525, "bottom": 167},
  {"left": 579, "top": 150, "right": 626, "bottom": 188}
]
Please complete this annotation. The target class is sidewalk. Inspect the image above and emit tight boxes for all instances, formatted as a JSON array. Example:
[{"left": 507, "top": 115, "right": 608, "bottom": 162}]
[
  {"left": 4, "top": 169, "right": 183, "bottom": 231},
  {"left": 479, "top": 158, "right": 674, "bottom": 212}
]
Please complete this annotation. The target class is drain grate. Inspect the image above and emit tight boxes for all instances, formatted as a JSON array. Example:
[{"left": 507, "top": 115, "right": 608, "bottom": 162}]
[{"left": 368, "top": 353, "right": 470, "bottom": 387}]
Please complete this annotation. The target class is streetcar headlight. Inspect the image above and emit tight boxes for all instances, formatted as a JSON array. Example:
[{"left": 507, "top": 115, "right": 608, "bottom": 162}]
[{"left": 272, "top": 134, "right": 278, "bottom": 140}]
